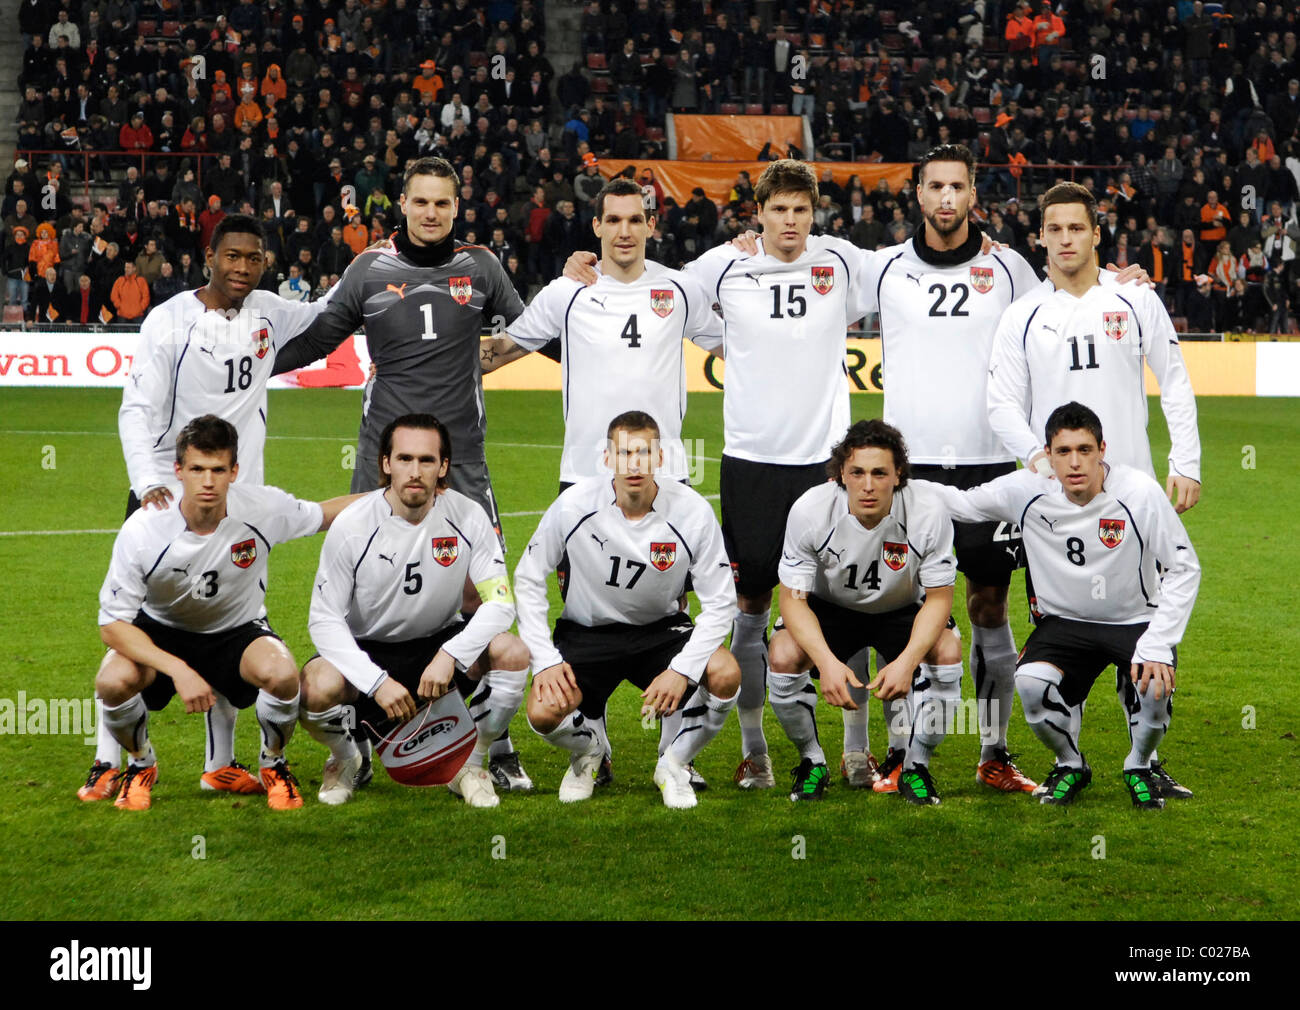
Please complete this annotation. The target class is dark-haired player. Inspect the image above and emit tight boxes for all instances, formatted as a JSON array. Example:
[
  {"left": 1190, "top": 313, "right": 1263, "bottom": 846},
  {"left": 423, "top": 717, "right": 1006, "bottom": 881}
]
[
  {"left": 772, "top": 419, "right": 960, "bottom": 804},
  {"left": 915, "top": 403, "right": 1200, "bottom": 808},
  {"left": 91, "top": 416, "right": 359, "bottom": 810},
  {"left": 300, "top": 414, "right": 529, "bottom": 808},
  {"left": 82, "top": 215, "right": 331, "bottom": 805}
]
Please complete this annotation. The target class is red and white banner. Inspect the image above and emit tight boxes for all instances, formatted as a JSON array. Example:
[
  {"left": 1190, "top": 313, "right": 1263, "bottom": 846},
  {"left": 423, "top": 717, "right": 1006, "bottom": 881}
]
[{"left": 0, "top": 331, "right": 370, "bottom": 389}]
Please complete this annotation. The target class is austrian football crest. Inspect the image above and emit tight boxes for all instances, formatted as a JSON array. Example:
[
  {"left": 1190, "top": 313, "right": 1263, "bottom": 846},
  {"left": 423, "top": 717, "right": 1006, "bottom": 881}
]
[
  {"left": 1098, "top": 518, "right": 1126, "bottom": 549},
  {"left": 650, "top": 288, "right": 674, "bottom": 317},
  {"left": 448, "top": 276, "right": 473, "bottom": 306},
  {"left": 230, "top": 539, "right": 256, "bottom": 569},
  {"left": 969, "top": 266, "right": 994, "bottom": 293},
  {"left": 431, "top": 537, "right": 459, "bottom": 567},
  {"left": 811, "top": 265, "right": 834, "bottom": 295},
  {"left": 882, "top": 541, "right": 908, "bottom": 572},
  {"left": 252, "top": 327, "right": 270, "bottom": 359},
  {"left": 650, "top": 541, "right": 676, "bottom": 571},
  {"left": 1103, "top": 310, "right": 1129, "bottom": 341}
]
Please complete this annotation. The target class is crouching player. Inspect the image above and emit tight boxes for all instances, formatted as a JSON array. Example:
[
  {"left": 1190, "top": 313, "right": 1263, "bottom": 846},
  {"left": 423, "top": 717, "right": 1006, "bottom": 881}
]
[
  {"left": 772, "top": 419, "right": 962, "bottom": 805},
  {"left": 516, "top": 412, "right": 739, "bottom": 809},
  {"left": 92, "top": 415, "right": 359, "bottom": 810},
  {"left": 914, "top": 403, "right": 1200, "bottom": 808},
  {"left": 299, "top": 414, "right": 530, "bottom": 808}
]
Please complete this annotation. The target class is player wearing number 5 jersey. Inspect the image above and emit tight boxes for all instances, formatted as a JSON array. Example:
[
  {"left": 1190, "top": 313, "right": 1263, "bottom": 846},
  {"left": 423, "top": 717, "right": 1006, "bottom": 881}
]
[
  {"left": 517, "top": 412, "right": 740, "bottom": 810},
  {"left": 987, "top": 183, "right": 1201, "bottom": 505},
  {"left": 272, "top": 157, "right": 526, "bottom": 532},
  {"left": 481, "top": 177, "right": 722, "bottom": 485},
  {"left": 299, "top": 415, "right": 530, "bottom": 808},
  {"left": 915, "top": 402, "right": 1201, "bottom": 809},
  {"left": 91, "top": 416, "right": 360, "bottom": 811}
]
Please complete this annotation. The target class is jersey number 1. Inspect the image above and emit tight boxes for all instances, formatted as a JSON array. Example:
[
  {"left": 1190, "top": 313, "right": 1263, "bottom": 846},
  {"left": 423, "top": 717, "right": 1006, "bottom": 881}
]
[{"left": 420, "top": 303, "right": 438, "bottom": 341}]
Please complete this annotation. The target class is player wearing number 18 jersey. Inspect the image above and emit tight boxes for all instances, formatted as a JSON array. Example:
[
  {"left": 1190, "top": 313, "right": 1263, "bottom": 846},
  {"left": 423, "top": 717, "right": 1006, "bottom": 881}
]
[{"left": 915, "top": 403, "right": 1200, "bottom": 808}]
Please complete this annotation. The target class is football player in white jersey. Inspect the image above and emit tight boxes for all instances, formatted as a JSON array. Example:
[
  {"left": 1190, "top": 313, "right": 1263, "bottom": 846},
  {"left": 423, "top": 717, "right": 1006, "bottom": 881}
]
[
  {"left": 299, "top": 413, "right": 530, "bottom": 808},
  {"left": 92, "top": 415, "right": 360, "bottom": 810},
  {"left": 481, "top": 176, "right": 723, "bottom": 790},
  {"left": 82, "top": 215, "right": 330, "bottom": 806},
  {"left": 915, "top": 402, "right": 1200, "bottom": 808},
  {"left": 516, "top": 412, "right": 740, "bottom": 809},
  {"left": 987, "top": 182, "right": 1201, "bottom": 800},
  {"left": 773, "top": 419, "right": 961, "bottom": 804}
]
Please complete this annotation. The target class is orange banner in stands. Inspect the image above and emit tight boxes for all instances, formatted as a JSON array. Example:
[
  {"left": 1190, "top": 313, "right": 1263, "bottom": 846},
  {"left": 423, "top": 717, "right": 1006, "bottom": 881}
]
[
  {"left": 673, "top": 115, "right": 805, "bottom": 160},
  {"left": 596, "top": 160, "right": 915, "bottom": 210}
]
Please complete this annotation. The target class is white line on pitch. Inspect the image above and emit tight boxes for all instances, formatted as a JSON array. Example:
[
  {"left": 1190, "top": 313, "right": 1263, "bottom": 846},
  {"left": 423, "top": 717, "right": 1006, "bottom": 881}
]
[{"left": 0, "top": 528, "right": 117, "bottom": 536}]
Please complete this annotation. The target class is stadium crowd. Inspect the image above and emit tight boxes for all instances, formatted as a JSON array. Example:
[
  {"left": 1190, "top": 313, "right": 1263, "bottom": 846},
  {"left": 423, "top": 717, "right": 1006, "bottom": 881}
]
[{"left": 4, "top": 0, "right": 1300, "bottom": 332}]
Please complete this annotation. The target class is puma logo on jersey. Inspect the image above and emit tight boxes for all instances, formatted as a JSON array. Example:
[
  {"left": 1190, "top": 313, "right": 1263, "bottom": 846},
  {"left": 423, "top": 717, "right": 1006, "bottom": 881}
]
[
  {"left": 905, "top": 272, "right": 923, "bottom": 285},
  {"left": 110, "top": 584, "right": 121, "bottom": 597},
  {"left": 198, "top": 345, "right": 216, "bottom": 358},
  {"left": 1041, "top": 323, "right": 1059, "bottom": 335},
  {"left": 377, "top": 552, "right": 396, "bottom": 566},
  {"left": 1039, "top": 514, "right": 1058, "bottom": 532},
  {"left": 316, "top": 578, "right": 327, "bottom": 593},
  {"left": 171, "top": 563, "right": 192, "bottom": 576},
  {"left": 589, "top": 295, "right": 607, "bottom": 308},
  {"left": 590, "top": 533, "right": 608, "bottom": 550},
  {"left": 824, "top": 546, "right": 844, "bottom": 561},
  {"left": 386, "top": 283, "right": 408, "bottom": 299}
]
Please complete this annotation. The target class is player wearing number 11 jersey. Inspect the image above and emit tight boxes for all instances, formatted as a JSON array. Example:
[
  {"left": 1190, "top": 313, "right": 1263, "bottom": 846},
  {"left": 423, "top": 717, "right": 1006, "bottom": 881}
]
[{"left": 915, "top": 403, "right": 1200, "bottom": 808}]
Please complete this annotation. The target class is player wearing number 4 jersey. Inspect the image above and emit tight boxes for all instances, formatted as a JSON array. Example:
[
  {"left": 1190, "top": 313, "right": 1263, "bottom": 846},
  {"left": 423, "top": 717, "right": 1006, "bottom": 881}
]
[
  {"left": 299, "top": 414, "right": 530, "bottom": 808},
  {"left": 772, "top": 420, "right": 961, "bottom": 805},
  {"left": 90, "top": 416, "right": 359, "bottom": 811},
  {"left": 517, "top": 412, "right": 740, "bottom": 809},
  {"left": 915, "top": 402, "right": 1200, "bottom": 809},
  {"left": 82, "top": 216, "right": 329, "bottom": 807}
]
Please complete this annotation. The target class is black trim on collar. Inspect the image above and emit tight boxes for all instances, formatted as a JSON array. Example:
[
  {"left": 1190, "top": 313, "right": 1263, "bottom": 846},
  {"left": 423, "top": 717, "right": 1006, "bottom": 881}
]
[
  {"left": 393, "top": 223, "right": 457, "bottom": 267},
  {"left": 910, "top": 221, "right": 985, "bottom": 267}
]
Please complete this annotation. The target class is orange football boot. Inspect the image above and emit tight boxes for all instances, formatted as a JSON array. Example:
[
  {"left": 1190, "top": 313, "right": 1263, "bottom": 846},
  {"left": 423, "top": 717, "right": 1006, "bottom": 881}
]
[
  {"left": 871, "top": 747, "right": 906, "bottom": 794},
  {"left": 114, "top": 764, "right": 159, "bottom": 810},
  {"left": 78, "top": 761, "right": 122, "bottom": 802},
  {"left": 976, "top": 749, "right": 1039, "bottom": 793},
  {"left": 200, "top": 761, "right": 266, "bottom": 794},
  {"left": 260, "top": 760, "right": 304, "bottom": 810}
]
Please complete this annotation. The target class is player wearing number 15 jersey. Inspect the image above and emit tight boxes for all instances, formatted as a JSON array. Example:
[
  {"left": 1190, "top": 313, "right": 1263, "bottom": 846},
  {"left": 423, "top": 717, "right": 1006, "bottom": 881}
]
[
  {"left": 915, "top": 403, "right": 1200, "bottom": 809},
  {"left": 771, "top": 420, "right": 961, "bottom": 805},
  {"left": 299, "top": 415, "right": 530, "bottom": 808},
  {"left": 517, "top": 412, "right": 740, "bottom": 810}
]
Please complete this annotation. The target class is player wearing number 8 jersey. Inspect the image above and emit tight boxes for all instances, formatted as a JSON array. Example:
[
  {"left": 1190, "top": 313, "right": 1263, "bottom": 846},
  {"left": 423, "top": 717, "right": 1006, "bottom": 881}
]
[{"left": 915, "top": 402, "right": 1200, "bottom": 808}]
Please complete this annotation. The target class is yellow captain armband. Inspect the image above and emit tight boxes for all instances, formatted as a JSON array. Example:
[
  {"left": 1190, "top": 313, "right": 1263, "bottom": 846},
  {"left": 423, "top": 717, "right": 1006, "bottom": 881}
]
[{"left": 476, "top": 575, "right": 514, "bottom": 605}]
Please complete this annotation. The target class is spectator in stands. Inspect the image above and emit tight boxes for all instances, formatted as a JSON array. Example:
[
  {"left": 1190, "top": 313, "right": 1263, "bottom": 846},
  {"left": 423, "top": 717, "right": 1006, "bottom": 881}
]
[
  {"left": 1200, "top": 190, "right": 1232, "bottom": 246},
  {"left": 1208, "top": 239, "right": 1241, "bottom": 323},
  {"left": 198, "top": 195, "right": 226, "bottom": 251},
  {"left": 110, "top": 260, "right": 149, "bottom": 324},
  {"left": 152, "top": 261, "right": 185, "bottom": 304},
  {"left": 134, "top": 238, "right": 165, "bottom": 287},
  {"left": 317, "top": 226, "right": 354, "bottom": 277},
  {"left": 62, "top": 274, "right": 106, "bottom": 326},
  {"left": 28, "top": 266, "right": 61, "bottom": 323},
  {"left": 120, "top": 111, "right": 154, "bottom": 155},
  {"left": 1139, "top": 227, "right": 1174, "bottom": 307}
]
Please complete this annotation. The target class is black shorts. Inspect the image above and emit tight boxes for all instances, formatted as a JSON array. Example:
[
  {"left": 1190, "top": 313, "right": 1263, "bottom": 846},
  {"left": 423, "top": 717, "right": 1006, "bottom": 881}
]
[
  {"left": 1017, "top": 616, "right": 1173, "bottom": 708},
  {"left": 125, "top": 490, "right": 141, "bottom": 521},
  {"left": 911, "top": 462, "right": 1023, "bottom": 586},
  {"left": 134, "top": 611, "right": 280, "bottom": 711},
  {"left": 776, "top": 595, "right": 955, "bottom": 678},
  {"left": 720, "top": 455, "right": 829, "bottom": 599},
  {"left": 348, "top": 622, "right": 475, "bottom": 737},
  {"left": 554, "top": 613, "right": 698, "bottom": 720}
]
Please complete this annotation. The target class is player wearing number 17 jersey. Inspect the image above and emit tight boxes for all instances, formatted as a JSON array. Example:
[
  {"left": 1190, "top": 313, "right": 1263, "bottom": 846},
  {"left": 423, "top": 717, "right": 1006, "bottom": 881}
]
[{"left": 915, "top": 402, "right": 1200, "bottom": 808}]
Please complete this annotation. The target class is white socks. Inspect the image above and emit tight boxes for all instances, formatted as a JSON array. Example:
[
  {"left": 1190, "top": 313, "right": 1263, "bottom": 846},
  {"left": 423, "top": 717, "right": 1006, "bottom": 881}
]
[
  {"left": 94, "top": 699, "right": 121, "bottom": 766},
  {"left": 666, "top": 685, "right": 738, "bottom": 765},
  {"left": 971, "top": 623, "right": 1018, "bottom": 762},
  {"left": 906, "top": 662, "right": 962, "bottom": 769},
  {"left": 301, "top": 703, "right": 360, "bottom": 763},
  {"left": 768, "top": 667, "right": 825, "bottom": 765},
  {"left": 101, "top": 694, "right": 154, "bottom": 767},
  {"left": 731, "top": 609, "right": 770, "bottom": 757},
  {"left": 1016, "top": 662, "right": 1084, "bottom": 769},
  {"left": 535, "top": 710, "right": 602, "bottom": 757},
  {"left": 841, "top": 648, "right": 871, "bottom": 752},
  {"left": 204, "top": 692, "right": 239, "bottom": 772},
  {"left": 1121, "top": 674, "right": 1172, "bottom": 770},
  {"left": 255, "top": 689, "right": 299, "bottom": 767},
  {"left": 466, "top": 667, "right": 529, "bottom": 767}
]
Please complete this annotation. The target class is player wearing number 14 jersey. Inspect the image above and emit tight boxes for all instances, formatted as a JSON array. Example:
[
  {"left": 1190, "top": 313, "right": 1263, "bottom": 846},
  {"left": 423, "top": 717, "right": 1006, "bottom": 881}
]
[{"left": 915, "top": 402, "right": 1200, "bottom": 808}]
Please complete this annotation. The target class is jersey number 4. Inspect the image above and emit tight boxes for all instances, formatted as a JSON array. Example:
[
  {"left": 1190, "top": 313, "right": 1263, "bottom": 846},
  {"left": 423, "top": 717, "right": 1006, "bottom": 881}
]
[{"left": 620, "top": 314, "right": 641, "bottom": 348}]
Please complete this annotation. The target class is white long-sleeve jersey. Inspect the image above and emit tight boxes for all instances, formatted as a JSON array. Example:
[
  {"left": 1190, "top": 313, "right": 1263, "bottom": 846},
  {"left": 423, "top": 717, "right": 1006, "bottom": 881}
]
[
  {"left": 506, "top": 262, "right": 722, "bottom": 482},
  {"left": 98, "top": 483, "right": 324, "bottom": 633},
  {"left": 915, "top": 464, "right": 1200, "bottom": 664},
  {"left": 308, "top": 488, "right": 515, "bottom": 697},
  {"left": 778, "top": 481, "right": 957, "bottom": 612},
  {"left": 684, "top": 237, "right": 870, "bottom": 465},
  {"left": 514, "top": 476, "right": 736, "bottom": 682},
  {"left": 986, "top": 274, "right": 1201, "bottom": 483},
  {"left": 119, "top": 289, "right": 325, "bottom": 496}
]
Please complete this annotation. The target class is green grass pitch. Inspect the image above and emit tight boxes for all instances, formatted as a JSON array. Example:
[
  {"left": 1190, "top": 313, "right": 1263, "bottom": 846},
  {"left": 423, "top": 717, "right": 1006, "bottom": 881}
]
[{"left": 0, "top": 387, "right": 1297, "bottom": 920}]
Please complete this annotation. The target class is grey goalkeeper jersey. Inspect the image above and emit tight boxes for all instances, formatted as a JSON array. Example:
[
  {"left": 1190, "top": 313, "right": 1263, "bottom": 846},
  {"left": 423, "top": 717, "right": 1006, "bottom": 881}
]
[{"left": 274, "top": 230, "right": 525, "bottom": 488}]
